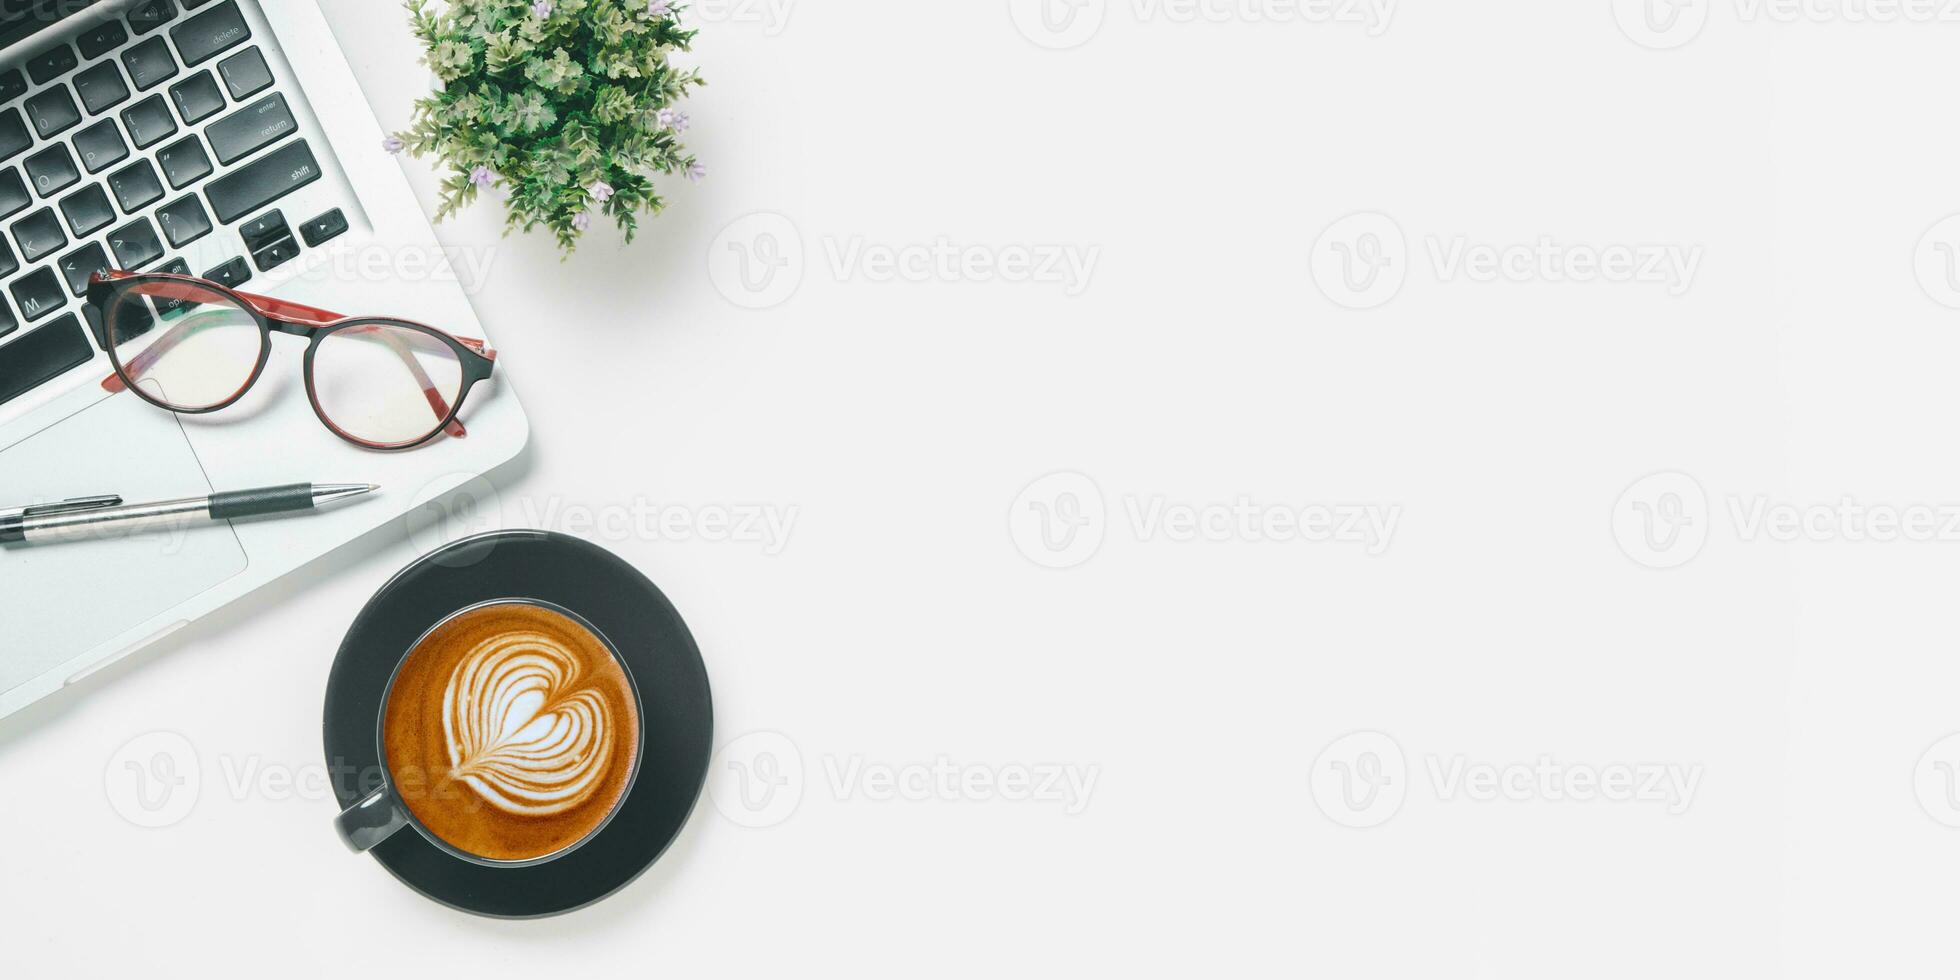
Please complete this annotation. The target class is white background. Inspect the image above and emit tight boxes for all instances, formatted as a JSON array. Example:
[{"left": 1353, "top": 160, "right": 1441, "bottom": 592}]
[{"left": 6, "top": 0, "right": 1960, "bottom": 975}]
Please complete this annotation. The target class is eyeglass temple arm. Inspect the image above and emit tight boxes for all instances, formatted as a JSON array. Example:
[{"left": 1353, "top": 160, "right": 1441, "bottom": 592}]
[{"left": 97, "top": 278, "right": 495, "bottom": 438}]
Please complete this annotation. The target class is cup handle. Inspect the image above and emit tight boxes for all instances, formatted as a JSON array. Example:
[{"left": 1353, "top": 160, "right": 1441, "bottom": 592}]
[{"left": 335, "top": 786, "right": 409, "bottom": 853}]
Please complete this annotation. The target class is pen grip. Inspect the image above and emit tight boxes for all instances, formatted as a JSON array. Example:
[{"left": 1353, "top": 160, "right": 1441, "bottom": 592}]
[{"left": 209, "top": 483, "right": 316, "bottom": 520}]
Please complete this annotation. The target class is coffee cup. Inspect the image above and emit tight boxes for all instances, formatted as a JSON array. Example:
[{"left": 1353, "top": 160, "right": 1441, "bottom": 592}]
[{"left": 334, "top": 598, "right": 643, "bottom": 867}]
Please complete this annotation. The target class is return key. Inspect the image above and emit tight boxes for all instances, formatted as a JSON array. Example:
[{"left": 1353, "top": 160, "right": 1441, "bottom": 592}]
[{"left": 205, "top": 93, "right": 295, "bottom": 166}]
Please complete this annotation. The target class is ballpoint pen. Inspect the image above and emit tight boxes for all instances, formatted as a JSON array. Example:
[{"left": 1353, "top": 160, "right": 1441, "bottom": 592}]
[{"left": 0, "top": 483, "right": 380, "bottom": 545}]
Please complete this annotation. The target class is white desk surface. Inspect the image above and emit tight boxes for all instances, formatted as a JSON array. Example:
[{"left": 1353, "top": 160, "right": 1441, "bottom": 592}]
[{"left": 6, "top": 3, "right": 1960, "bottom": 976}]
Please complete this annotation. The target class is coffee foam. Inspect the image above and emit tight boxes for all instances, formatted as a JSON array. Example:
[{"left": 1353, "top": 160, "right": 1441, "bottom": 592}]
[
  {"left": 443, "top": 631, "right": 616, "bottom": 817},
  {"left": 384, "top": 602, "right": 639, "bottom": 863}
]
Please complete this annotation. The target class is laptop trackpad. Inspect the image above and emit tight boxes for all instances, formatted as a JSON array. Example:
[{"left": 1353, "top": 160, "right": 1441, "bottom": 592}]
[{"left": 0, "top": 396, "right": 248, "bottom": 694}]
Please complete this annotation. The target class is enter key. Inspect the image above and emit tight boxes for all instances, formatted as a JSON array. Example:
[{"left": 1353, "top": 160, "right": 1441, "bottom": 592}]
[{"left": 205, "top": 92, "right": 295, "bottom": 166}]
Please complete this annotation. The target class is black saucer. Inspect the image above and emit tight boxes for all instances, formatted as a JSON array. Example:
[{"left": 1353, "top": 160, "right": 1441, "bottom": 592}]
[{"left": 323, "top": 530, "right": 712, "bottom": 918}]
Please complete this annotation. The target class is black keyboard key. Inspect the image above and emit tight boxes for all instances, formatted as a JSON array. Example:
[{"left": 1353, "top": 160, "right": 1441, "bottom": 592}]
[
  {"left": 120, "top": 94, "right": 177, "bottom": 148},
  {"left": 121, "top": 36, "right": 178, "bottom": 91},
  {"left": 77, "top": 20, "right": 130, "bottom": 60},
  {"left": 72, "top": 120, "right": 129, "bottom": 174},
  {"left": 0, "top": 69, "right": 24, "bottom": 104},
  {"left": 238, "top": 208, "right": 284, "bottom": 248},
  {"left": 58, "top": 242, "right": 108, "bottom": 296},
  {"left": 0, "top": 170, "right": 28, "bottom": 220},
  {"left": 26, "top": 44, "right": 77, "bottom": 85},
  {"left": 0, "top": 110, "right": 29, "bottom": 164},
  {"left": 206, "top": 139, "right": 317, "bottom": 224},
  {"left": 0, "top": 237, "right": 18, "bottom": 280},
  {"left": 13, "top": 208, "right": 64, "bottom": 263},
  {"left": 10, "top": 266, "right": 64, "bottom": 322},
  {"left": 74, "top": 61, "right": 130, "bottom": 116},
  {"left": 0, "top": 313, "right": 91, "bottom": 405},
  {"left": 23, "top": 145, "right": 78, "bottom": 198},
  {"left": 216, "top": 46, "right": 270, "bottom": 100},
  {"left": 250, "top": 235, "right": 295, "bottom": 272},
  {"left": 24, "top": 86, "right": 80, "bottom": 139},
  {"left": 168, "top": 71, "right": 224, "bottom": 124},
  {"left": 59, "top": 185, "right": 114, "bottom": 237},
  {"left": 204, "top": 254, "right": 248, "bottom": 289},
  {"left": 144, "top": 257, "right": 192, "bottom": 320},
  {"left": 155, "top": 194, "right": 210, "bottom": 247},
  {"left": 172, "top": 0, "right": 248, "bottom": 67},
  {"left": 108, "top": 160, "right": 164, "bottom": 212},
  {"left": 299, "top": 208, "right": 346, "bottom": 246},
  {"left": 128, "top": 0, "right": 178, "bottom": 35},
  {"left": 108, "top": 217, "right": 164, "bottom": 270},
  {"left": 156, "top": 135, "right": 210, "bottom": 188},
  {"left": 206, "top": 93, "right": 293, "bottom": 166},
  {"left": 0, "top": 299, "right": 14, "bottom": 341}
]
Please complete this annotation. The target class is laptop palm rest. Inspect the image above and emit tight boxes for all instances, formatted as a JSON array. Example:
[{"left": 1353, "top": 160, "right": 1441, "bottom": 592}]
[{"left": 0, "top": 395, "right": 248, "bottom": 695}]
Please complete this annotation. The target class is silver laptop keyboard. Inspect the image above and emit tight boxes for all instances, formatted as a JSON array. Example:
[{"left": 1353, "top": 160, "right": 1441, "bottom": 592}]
[{"left": 0, "top": 0, "right": 346, "bottom": 409}]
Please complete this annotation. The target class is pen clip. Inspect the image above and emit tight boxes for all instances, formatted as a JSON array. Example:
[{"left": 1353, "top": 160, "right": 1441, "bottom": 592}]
[{"left": 17, "top": 495, "right": 123, "bottom": 518}]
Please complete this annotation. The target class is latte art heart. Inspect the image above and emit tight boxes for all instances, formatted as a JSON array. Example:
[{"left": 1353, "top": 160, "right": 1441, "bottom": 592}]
[{"left": 442, "top": 631, "right": 616, "bottom": 817}]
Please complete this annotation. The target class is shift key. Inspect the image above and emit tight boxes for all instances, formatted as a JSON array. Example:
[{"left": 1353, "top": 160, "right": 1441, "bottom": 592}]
[
  {"left": 206, "top": 139, "right": 319, "bottom": 224},
  {"left": 205, "top": 94, "right": 295, "bottom": 165}
]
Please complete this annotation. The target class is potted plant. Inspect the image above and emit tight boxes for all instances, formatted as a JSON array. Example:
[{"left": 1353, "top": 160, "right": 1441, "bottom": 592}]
[{"left": 389, "top": 0, "right": 706, "bottom": 253}]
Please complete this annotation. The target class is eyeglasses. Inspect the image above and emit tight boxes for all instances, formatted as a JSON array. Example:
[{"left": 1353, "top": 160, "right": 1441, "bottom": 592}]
[{"left": 86, "top": 270, "right": 497, "bottom": 451}]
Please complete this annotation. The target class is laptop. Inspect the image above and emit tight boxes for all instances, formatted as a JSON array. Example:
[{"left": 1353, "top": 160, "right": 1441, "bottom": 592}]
[{"left": 0, "top": 0, "right": 529, "bottom": 721}]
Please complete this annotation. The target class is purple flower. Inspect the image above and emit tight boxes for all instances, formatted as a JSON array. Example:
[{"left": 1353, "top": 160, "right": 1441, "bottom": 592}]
[
  {"left": 647, "top": 0, "right": 672, "bottom": 17},
  {"left": 382, "top": 135, "right": 405, "bottom": 154},
  {"left": 657, "top": 107, "right": 690, "bottom": 133},
  {"left": 685, "top": 161, "right": 706, "bottom": 182},
  {"left": 531, "top": 0, "right": 552, "bottom": 17},
  {"left": 588, "top": 180, "right": 615, "bottom": 203},
  {"left": 470, "top": 165, "right": 495, "bottom": 188},
  {"left": 572, "top": 211, "right": 592, "bottom": 232}
]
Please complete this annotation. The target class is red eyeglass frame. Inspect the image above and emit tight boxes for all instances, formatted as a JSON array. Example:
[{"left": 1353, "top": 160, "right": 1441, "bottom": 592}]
[{"left": 86, "top": 269, "right": 497, "bottom": 452}]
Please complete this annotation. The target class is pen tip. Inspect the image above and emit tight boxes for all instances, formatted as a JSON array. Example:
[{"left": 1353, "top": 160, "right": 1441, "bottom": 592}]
[{"left": 367, "top": 484, "right": 381, "bottom": 493}]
